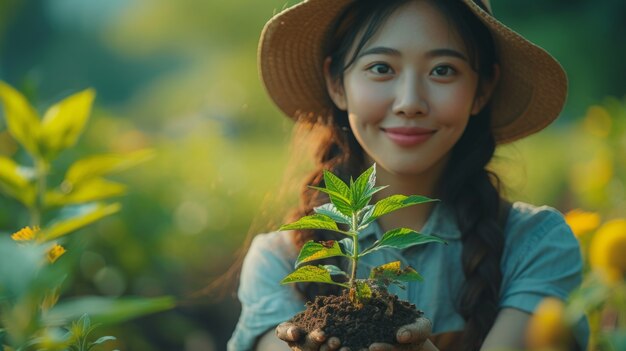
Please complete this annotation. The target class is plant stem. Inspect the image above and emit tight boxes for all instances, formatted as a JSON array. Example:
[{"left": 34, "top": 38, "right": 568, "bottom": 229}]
[
  {"left": 31, "top": 158, "right": 48, "bottom": 227},
  {"left": 349, "top": 212, "right": 359, "bottom": 288}
]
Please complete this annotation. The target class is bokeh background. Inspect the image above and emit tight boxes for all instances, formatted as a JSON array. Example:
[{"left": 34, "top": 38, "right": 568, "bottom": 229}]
[{"left": 0, "top": 0, "right": 624, "bottom": 350}]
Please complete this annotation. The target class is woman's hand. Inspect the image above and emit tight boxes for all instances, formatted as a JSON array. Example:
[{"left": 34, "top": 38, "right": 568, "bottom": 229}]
[
  {"left": 368, "top": 317, "right": 433, "bottom": 351},
  {"left": 276, "top": 322, "right": 342, "bottom": 351}
]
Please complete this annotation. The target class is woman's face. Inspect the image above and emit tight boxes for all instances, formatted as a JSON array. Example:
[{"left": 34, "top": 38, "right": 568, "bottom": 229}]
[{"left": 326, "top": 0, "right": 491, "bottom": 179}]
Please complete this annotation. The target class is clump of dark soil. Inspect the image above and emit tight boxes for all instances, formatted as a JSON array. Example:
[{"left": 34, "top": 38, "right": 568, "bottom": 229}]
[{"left": 290, "top": 289, "right": 422, "bottom": 349}]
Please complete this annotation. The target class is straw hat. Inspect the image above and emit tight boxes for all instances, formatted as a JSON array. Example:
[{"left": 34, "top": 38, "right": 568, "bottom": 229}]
[{"left": 258, "top": 0, "right": 567, "bottom": 144}]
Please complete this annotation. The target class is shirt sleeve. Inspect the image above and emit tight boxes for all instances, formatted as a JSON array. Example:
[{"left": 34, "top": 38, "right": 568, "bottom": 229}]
[
  {"left": 500, "top": 204, "right": 589, "bottom": 349},
  {"left": 227, "top": 232, "right": 305, "bottom": 351}
]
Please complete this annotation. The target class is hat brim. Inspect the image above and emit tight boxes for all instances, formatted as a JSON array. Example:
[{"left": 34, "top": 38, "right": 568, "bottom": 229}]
[{"left": 258, "top": 0, "right": 567, "bottom": 144}]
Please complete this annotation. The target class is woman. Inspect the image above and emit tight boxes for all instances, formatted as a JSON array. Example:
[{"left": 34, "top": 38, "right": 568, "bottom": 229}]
[{"left": 229, "top": 0, "right": 588, "bottom": 350}]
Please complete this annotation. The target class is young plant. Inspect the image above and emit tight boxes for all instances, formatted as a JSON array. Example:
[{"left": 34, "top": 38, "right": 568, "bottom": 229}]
[{"left": 279, "top": 164, "right": 446, "bottom": 304}]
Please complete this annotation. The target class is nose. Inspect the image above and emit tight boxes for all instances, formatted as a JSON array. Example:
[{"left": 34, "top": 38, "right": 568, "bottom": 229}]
[{"left": 392, "top": 73, "right": 428, "bottom": 118}]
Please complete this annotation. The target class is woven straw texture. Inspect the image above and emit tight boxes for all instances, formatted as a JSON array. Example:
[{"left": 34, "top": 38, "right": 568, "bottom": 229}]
[{"left": 258, "top": 0, "right": 567, "bottom": 144}]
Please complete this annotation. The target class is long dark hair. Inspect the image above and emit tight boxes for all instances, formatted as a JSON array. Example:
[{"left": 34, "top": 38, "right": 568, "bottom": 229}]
[{"left": 289, "top": 0, "right": 504, "bottom": 350}]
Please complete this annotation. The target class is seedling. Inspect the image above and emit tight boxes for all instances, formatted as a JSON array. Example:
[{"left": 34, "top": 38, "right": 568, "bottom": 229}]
[{"left": 279, "top": 164, "right": 446, "bottom": 305}]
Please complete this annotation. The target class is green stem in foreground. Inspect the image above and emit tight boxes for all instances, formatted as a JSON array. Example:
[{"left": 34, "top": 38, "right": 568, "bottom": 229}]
[{"left": 349, "top": 212, "right": 359, "bottom": 290}]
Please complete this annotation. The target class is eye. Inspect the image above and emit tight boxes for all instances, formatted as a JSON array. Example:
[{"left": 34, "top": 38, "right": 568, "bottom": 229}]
[
  {"left": 367, "top": 63, "right": 394, "bottom": 75},
  {"left": 431, "top": 65, "right": 456, "bottom": 77}
]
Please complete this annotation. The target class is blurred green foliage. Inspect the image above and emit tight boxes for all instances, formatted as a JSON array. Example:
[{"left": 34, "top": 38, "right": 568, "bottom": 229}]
[
  {"left": 0, "top": 0, "right": 624, "bottom": 350},
  {"left": 0, "top": 81, "right": 174, "bottom": 350}
]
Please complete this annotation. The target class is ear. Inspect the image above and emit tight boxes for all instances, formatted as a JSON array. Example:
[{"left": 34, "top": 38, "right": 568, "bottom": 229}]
[
  {"left": 471, "top": 63, "right": 500, "bottom": 115},
  {"left": 323, "top": 57, "right": 348, "bottom": 111}
]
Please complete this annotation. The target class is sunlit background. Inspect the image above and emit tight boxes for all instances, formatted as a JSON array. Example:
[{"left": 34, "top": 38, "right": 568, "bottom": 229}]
[{"left": 0, "top": 0, "right": 624, "bottom": 350}]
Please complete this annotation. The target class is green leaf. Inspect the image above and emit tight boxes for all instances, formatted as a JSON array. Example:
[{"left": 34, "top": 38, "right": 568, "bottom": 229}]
[
  {"left": 360, "top": 228, "right": 446, "bottom": 257},
  {"left": 323, "top": 170, "right": 350, "bottom": 200},
  {"left": 338, "top": 238, "right": 353, "bottom": 256},
  {"left": 39, "top": 88, "right": 95, "bottom": 160},
  {"left": 322, "top": 265, "right": 348, "bottom": 277},
  {"left": 280, "top": 265, "right": 349, "bottom": 287},
  {"left": 319, "top": 170, "right": 355, "bottom": 216},
  {"left": 355, "top": 280, "right": 372, "bottom": 301},
  {"left": 369, "top": 261, "right": 423, "bottom": 283},
  {"left": 364, "top": 195, "right": 437, "bottom": 226},
  {"left": 38, "top": 203, "right": 121, "bottom": 242},
  {"left": 309, "top": 186, "right": 353, "bottom": 217},
  {"left": 362, "top": 185, "right": 388, "bottom": 200},
  {"left": 0, "top": 236, "right": 47, "bottom": 298},
  {"left": 42, "top": 296, "right": 175, "bottom": 327},
  {"left": 0, "top": 81, "right": 42, "bottom": 156},
  {"left": 64, "top": 149, "right": 155, "bottom": 186},
  {"left": 358, "top": 205, "right": 375, "bottom": 230},
  {"left": 46, "top": 178, "right": 126, "bottom": 207},
  {"left": 90, "top": 336, "right": 116, "bottom": 346},
  {"left": 78, "top": 313, "right": 91, "bottom": 330},
  {"left": 350, "top": 164, "right": 376, "bottom": 210},
  {"left": 605, "top": 331, "right": 626, "bottom": 351},
  {"left": 0, "top": 156, "right": 35, "bottom": 206},
  {"left": 313, "top": 203, "right": 351, "bottom": 225},
  {"left": 279, "top": 214, "right": 342, "bottom": 233},
  {"left": 295, "top": 240, "right": 349, "bottom": 268}
]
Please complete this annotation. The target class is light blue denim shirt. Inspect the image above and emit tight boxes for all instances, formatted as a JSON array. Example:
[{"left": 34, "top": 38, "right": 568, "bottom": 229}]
[{"left": 228, "top": 201, "right": 588, "bottom": 351}]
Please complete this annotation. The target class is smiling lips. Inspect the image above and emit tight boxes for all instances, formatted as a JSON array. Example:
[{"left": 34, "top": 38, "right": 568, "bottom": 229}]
[{"left": 382, "top": 126, "right": 436, "bottom": 147}]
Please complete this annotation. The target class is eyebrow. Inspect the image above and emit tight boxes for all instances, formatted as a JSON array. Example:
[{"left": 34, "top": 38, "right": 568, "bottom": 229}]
[
  {"left": 357, "top": 46, "right": 469, "bottom": 62},
  {"left": 426, "top": 48, "right": 468, "bottom": 61}
]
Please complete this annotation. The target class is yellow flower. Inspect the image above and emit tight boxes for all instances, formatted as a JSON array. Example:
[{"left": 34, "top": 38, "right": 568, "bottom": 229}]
[
  {"left": 526, "top": 297, "right": 567, "bottom": 350},
  {"left": 11, "top": 226, "right": 66, "bottom": 264},
  {"left": 47, "top": 244, "right": 66, "bottom": 263},
  {"left": 589, "top": 219, "right": 626, "bottom": 284},
  {"left": 11, "top": 226, "right": 40, "bottom": 241},
  {"left": 564, "top": 209, "right": 601, "bottom": 238}
]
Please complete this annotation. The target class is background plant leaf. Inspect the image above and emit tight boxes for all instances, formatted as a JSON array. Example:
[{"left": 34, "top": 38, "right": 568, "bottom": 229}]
[
  {"left": 38, "top": 203, "right": 121, "bottom": 242},
  {"left": 46, "top": 178, "right": 126, "bottom": 207},
  {"left": 360, "top": 228, "right": 446, "bottom": 257},
  {"left": 39, "top": 89, "right": 95, "bottom": 160},
  {"left": 295, "top": 240, "right": 348, "bottom": 268},
  {"left": 0, "top": 236, "right": 47, "bottom": 298},
  {"left": 279, "top": 214, "right": 341, "bottom": 232},
  {"left": 0, "top": 81, "right": 41, "bottom": 156},
  {"left": 64, "top": 150, "right": 155, "bottom": 186},
  {"left": 90, "top": 335, "right": 116, "bottom": 346},
  {"left": 0, "top": 156, "right": 35, "bottom": 206},
  {"left": 42, "top": 296, "right": 175, "bottom": 327}
]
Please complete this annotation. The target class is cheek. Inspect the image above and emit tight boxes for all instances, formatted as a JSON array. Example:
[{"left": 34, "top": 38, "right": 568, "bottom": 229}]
[
  {"left": 431, "top": 83, "right": 477, "bottom": 125},
  {"left": 344, "top": 76, "right": 390, "bottom": 123}
]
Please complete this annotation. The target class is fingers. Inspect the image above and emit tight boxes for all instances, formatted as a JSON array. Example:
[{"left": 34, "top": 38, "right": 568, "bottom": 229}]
[
  {"left": 368, "top": 343, "right": 394, "bottom": 351},
  {"left": 297, "top": 329, "right": 334, "bottom": 350},
  {"left": 320, "top": 337, "right": 341, "bottom": 351},
  {"left": 310, "top": 329, "right": 327, "bottom": 343},
  {"left": 276, "top": 322, "right": 303, "bottom": 342},
  {"left": 336, "top": 347, "right": 367, "bottom": 351},
  {"left": 396, "top": 317, "right": 432, "bottom": 344},
  {"left": 277, "top": 324, "right": 343, "bottom": 350}
]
